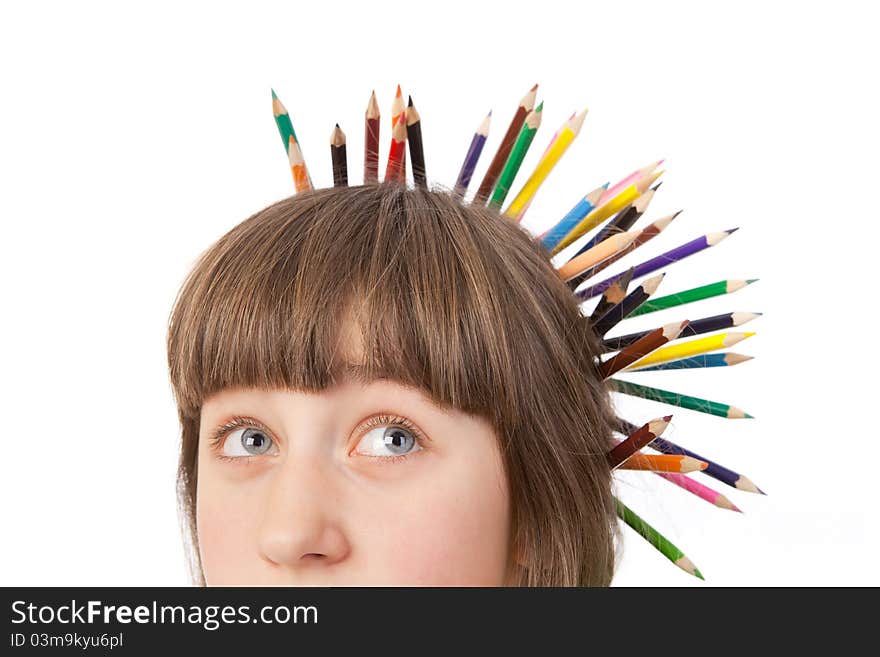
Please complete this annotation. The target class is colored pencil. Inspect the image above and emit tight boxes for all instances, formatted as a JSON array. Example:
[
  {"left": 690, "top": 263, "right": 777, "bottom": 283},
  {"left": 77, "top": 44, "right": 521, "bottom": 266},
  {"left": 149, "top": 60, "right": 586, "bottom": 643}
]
[
  {"left": 390, "top": 84, "right": 406, "bottom": 180},
  {"left": 575, "top": 228, "right": 739, "bottom": 302},
  {"left": 273, "top": 89, "right": 312, "bottom": 189},
  {"left": 454, "top": 111, "right": 492, "bottom": 197},
  {"left": 656, "top": 473, "right": 742, "bottom": 512},
  {"left": 633, "top": 352, "right": 754, "bottom": 371},
  {"left": 607, "top": 415, "right": 672, "bottom": 469},
  {"left": 539, "top": 183, "right": 610, "bottom": 252},
  {"left": 271, "top": 89, "right": 297, "bottom": 155},
  {"left": 550, "top": 170, "right": 662, "bottom": 255},
  {"left": 570, "top": 184, "right": 659, "bottom": 258},
  {"left": 503, "top": 109, "right": 587, "bottom": 222},
  {"left": 618, "top": 453, "right": 707, "bottom": 473},
  {"left": 330, "top": 123, "right": 348, "bottom": 187},
  {"left": 588, "top": 267, "right": 634, "bottom": 324},
  {"left": 600, "top": 321, "right": 690, "bottom": 378},
  {"left": 406, "top": 96, "right": 427, "bottom": 188},
  {"left": 591, "top": 272, "right": 665, "bottom": 337},
  {"left": 384, "top": 113, "right": 407, "bottom": 184},
  {"left": 609, "top": 379, "right": 753, "bottom": 419},
  {"left": 628, "top": 279, "right": 759, "bottom": 317},
  {"left": 616, "top": 416, "right": 765, "bottom": 494},
  {"left": 488, "top": 103, "right": 543, "bottom": 209},
  {"left": 288, "top": 135, "right": 311, "bottom": 193},
  {"left": 602, "top": 312, "right": 762, "bottom": 352},
  {"left": 598, "top": 159, "right": 664, "bottom": 206},
  {"left": 624, "top": 331, "right": 756, "bottom": 371},
  {"left": 474, "top": 84, "right": 538, "bottom": 203},
  {"left": 515, "top": 111, "right": 576, "bottom": 219},
  {"left": 364, "top": 90, "right": 380, "bottom": 183},
  {"left": 566, "top": 210, "right": 680, "bottom": 291},
  {"left": 556, "top": 231, "right": 640, "bottom": 283},
  {"left": 614, "top": 497, "right": 705, "bottom": 579}
]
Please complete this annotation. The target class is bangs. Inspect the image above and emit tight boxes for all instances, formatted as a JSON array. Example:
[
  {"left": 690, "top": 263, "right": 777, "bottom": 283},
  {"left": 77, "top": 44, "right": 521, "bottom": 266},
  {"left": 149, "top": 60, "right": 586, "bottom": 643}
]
[{"left": 167, "top": 183, "right": 577, "bottom": 426}]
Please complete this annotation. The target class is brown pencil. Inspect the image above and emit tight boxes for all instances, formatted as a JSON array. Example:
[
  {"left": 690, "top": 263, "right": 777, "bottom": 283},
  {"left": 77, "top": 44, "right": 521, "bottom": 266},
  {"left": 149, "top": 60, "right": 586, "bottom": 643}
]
[
  {"left": 607, "top": 415, "right": 672, "bottom": 469},
  {"left": 600, "top": 320, "right": 689, "bottom": 378},
  {"left": 406, "top": 96, "right": 426, "bottom": 188},
  {"left": 474, "top": 83, "right": 538, "bottom": 204},
  {"left": 569, "top": 211, "right": 681, "bottom": 289},
  {"left": 588, "top": 267, "right": 634, "bottom": 324},
  {"left": 364, "top": 90, "right": 380, "bottom": 183}
]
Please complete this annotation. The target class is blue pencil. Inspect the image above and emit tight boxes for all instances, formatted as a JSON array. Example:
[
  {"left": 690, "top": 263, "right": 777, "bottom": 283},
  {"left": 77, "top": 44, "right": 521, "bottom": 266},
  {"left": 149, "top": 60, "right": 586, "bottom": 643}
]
[{"left": 629, "top": 352, "right": 753, "bottom": 371}]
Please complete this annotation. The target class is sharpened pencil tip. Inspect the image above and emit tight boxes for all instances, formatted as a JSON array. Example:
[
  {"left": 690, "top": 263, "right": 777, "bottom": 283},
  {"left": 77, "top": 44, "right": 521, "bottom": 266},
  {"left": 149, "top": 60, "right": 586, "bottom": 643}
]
[
  {"left": 672, "top": 209, "right": 684, "bottom": 218},
  {"left": 747, "top": 278, "right": 759, "bottom": 284},
  {"left": 531, "top": 83, "right": 538, "bottom": 91},
  {"left": 726, "top": 227, "right": 740, "bottom": 234},
  {"left": 651, "top": 181, "right": 663, "bottom": 191},
  {"left": 534, "top": 100, "right": 544, "bottom": 112},
  {"left": 407, "top": 95, "right": 413, "bottom": 107},
  {"left": 693, "top": 568, "right": 705, "bottom": 581},
  {"left": 745, "top": 413, "right": 755, "bottom": 419}
]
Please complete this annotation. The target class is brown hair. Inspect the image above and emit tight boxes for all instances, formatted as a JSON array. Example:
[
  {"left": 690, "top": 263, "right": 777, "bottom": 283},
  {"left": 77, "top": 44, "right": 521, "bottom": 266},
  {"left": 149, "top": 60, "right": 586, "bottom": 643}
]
[{"left": 166, "top": 182, "right": 621, "bottom": 586}]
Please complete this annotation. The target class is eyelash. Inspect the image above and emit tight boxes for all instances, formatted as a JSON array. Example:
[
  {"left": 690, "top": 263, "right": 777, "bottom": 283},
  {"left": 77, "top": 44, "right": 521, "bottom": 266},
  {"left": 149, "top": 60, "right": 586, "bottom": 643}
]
[{"left": 207, "top": 413, "right": 426, "bottom": 465}]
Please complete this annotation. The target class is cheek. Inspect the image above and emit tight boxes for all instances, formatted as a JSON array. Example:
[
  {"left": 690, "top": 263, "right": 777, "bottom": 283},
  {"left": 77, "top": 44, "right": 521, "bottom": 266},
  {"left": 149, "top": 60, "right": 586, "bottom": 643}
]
[
  {"left": 196, "top": 463, "right": 263, "bottom": 585},
  {"left": 367, "top": 453, "right": 511, "bottom": 585}
]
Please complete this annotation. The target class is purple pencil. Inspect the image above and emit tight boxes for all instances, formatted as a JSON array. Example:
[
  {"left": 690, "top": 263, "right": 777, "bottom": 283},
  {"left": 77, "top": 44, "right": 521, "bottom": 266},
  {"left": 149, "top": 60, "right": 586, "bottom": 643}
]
[
  {"left": 575, "top": 228, "right": 739, "bottom": 302},
  {"left": 453, "top": 111, "right": 492, "bottom": 198}
]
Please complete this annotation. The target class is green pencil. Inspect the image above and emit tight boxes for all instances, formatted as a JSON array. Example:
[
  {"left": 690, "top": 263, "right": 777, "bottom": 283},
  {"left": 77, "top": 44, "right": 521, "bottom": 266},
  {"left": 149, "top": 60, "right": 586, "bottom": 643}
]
[
  {"left": 629, "top": 279, "right": 759, "bottom": 317},
  {"left": 608, "top": 379, "right": 753, "bottom": 419},
  {"left": 488, "top": 102, "right": 543, "bottom": 209},
  {"left": 615, "top": 497, "right": 703, "bottom": 580}
]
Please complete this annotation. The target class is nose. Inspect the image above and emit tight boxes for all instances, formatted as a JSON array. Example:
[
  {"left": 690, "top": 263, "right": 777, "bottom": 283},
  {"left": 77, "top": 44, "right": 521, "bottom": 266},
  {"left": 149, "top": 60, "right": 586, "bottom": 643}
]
[{"left": 257, "top": 455, "right": 351, "bottom": 570}]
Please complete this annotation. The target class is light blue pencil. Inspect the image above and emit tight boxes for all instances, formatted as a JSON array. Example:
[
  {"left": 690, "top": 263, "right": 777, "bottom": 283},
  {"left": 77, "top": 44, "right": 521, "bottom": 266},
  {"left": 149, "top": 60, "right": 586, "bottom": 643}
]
[{"left": 539, "top": 183, "right": 608, "bottom": 251}]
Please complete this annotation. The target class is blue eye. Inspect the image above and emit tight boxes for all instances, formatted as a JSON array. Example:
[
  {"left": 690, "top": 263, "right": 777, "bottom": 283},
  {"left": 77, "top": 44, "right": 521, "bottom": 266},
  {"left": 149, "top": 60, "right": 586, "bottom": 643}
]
[
  {"left": 355, "top": 423, "right": 422, "bottom": 459},
  {"left": 221, "top": 427, "right": 278, "bottom": 457}
]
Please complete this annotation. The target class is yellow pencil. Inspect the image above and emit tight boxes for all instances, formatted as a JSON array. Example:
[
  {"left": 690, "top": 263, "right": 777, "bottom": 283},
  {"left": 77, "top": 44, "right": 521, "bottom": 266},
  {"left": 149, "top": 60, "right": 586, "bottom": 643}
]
[
  {"left": 503, "top": 109, "right": 588, "bottom": 222},
  {"left": 556, "top": 230, "right": 641, "bottom": 282},
  {"left": 624, "top": 331, "right": 756, "bottom": 371},
  {"left": 551, "top": 169, "right": 663, "bottom": 255}
]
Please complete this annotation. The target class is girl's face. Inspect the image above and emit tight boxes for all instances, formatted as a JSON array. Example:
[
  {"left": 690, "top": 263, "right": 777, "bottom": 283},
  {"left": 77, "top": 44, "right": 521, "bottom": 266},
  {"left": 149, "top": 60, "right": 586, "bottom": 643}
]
[{"left": 196, "top": 370, "right": 512, "bottom": 585}]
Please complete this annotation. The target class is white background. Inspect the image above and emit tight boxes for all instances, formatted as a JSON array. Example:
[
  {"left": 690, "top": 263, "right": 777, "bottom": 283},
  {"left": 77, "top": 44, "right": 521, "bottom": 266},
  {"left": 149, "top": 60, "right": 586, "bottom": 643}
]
[{"left": 1, "top": 0, "right": 876, "bottom": 586}]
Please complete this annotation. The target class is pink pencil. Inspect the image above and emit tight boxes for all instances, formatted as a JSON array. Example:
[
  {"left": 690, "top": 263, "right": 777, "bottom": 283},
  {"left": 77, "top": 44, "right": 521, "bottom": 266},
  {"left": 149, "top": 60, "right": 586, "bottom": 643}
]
[
  {"left": 655, "top": 472, "right": 742, "bottom": 512},
  {"left": 598, "top": 159, "right": 664, "bottom": 205}
]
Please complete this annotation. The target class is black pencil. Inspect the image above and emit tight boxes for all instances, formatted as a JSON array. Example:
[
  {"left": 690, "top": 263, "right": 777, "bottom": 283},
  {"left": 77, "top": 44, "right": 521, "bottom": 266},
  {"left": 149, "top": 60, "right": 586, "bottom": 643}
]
[
  {"left": 602, "top": 311, "right": 762, "bottom": 352},
  {"left": 588, "top": 267, "right": 634, "bottom": 324},
  {"left": 406, "top": 96, "right": 426, "bottom": 188},
  {"left": 591, "top": 273, "right": 665, "bottom": 337},
  {"left": 330, "top": 123, "right": 348, "bottom": 187}
]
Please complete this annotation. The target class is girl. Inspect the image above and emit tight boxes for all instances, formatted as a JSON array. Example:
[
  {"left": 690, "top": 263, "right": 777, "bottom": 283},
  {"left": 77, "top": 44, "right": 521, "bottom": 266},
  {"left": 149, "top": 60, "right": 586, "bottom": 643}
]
[{"left": 166, "top": 182, "right": 620, "bottom": 586}]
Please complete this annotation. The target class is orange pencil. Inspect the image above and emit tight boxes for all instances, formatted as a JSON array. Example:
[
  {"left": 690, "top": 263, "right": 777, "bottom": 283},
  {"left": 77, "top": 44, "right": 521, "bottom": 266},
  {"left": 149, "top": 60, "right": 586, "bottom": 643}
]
[
  {"left": 288, "top": 135, "right": 311, "bottom": 192},
  {"left": 617, "top": 454, "right": 707, "bottom": 474}
]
